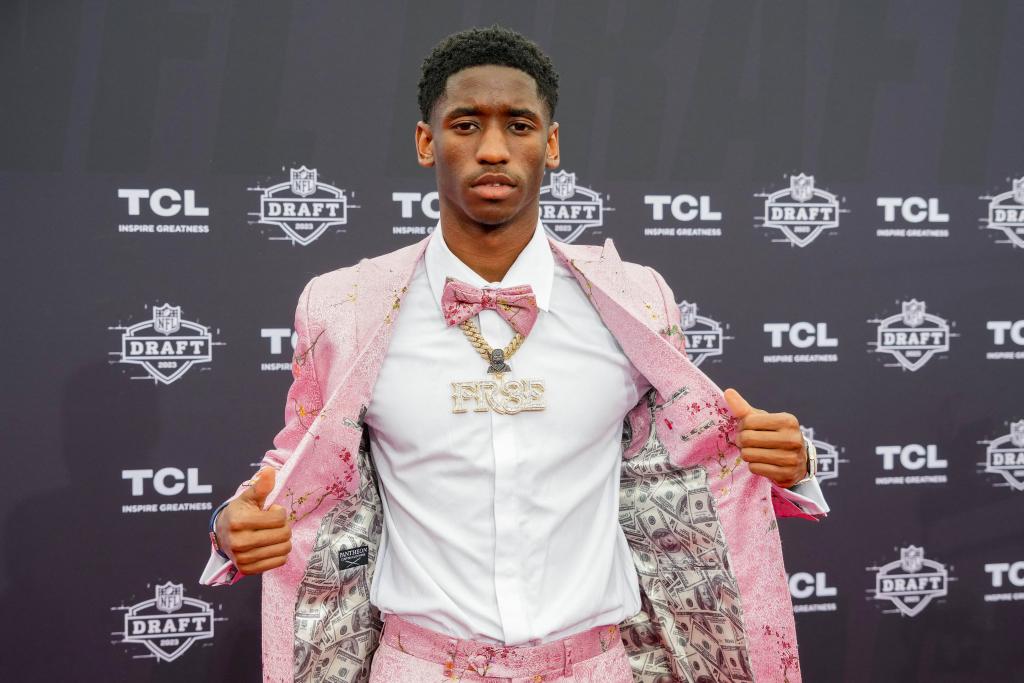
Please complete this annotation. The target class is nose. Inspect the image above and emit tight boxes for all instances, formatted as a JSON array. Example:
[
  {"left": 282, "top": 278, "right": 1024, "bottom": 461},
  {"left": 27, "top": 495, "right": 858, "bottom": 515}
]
[{"left": 476, "top": 124, "right": 510, "bottom": 165}]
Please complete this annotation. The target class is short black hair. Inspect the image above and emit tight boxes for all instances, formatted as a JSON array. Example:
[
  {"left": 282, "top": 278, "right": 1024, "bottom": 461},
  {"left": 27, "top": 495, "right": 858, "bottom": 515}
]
[{"left": 418, "top": 26, "right": 559, "bottom": 122}]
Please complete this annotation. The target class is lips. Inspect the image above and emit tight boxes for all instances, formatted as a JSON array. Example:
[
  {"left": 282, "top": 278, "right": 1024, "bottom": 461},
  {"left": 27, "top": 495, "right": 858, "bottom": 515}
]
[
  {"left": 470, "top": 173, "right": 517, "bottom": 201},
  {"left": 471, "top": 173, "right": 516, "bottom": 188}
]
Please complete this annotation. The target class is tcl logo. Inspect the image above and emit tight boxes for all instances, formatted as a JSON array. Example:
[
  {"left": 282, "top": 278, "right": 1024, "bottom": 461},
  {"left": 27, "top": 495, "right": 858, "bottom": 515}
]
[
  {"left": 877, "top": 197, "right": 949, "bottom": 223},
  {"left": 122, "top": 468, "right": 212, "bottom": 496},
  {"left": 985, "top": 562, "right": 1024, "bottom": 588},
  {"left": 764, "top": 322, "right": 838, "bottom": 349},
  {"left": 988, "top": 321, "right": 1024, "bottom": 346},
  {"left": 789, "top": 572, "right": 837, "bottom": 599},
  {"left": 876, "top": 444, "right": 948, "bottom": 471},
  {"left": 392, "top": 191, "right": 440, "bottom": 219},
  {"left": 262, "top": 328, "right": 298, "bottom": 354},
  {"left": 118, "top": 189, "right": 209, "bottom": 217},
  {"left": 644, "top": 194, "right": 721, "bottom": 221}
]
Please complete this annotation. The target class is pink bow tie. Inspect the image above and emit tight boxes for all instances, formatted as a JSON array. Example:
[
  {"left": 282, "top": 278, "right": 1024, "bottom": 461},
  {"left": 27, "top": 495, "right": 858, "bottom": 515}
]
[{"left": 440, "top": 277, "right": 539, "bottom": 337}]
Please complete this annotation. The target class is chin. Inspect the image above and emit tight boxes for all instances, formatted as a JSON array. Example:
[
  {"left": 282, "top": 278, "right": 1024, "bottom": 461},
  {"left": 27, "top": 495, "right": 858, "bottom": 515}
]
[{"left": 465, "top": 204, "right": 520, "bottom": 228}]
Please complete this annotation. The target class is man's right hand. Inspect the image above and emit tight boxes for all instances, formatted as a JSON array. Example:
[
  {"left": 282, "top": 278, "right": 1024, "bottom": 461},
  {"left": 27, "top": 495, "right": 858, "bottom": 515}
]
[{"left": 215, "top": 468, "right": 292, "bottom": 574}]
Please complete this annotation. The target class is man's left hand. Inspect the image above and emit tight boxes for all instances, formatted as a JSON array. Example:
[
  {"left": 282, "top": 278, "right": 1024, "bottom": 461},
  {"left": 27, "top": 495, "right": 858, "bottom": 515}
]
[{"left": 723, "top": 388, "right": 807, "bottom": 488}]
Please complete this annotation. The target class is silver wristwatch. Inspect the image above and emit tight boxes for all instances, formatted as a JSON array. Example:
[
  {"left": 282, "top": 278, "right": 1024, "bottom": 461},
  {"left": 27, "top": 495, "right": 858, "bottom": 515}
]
[{"left": 795, "top": 435, "right": 817, "bottom": 485}]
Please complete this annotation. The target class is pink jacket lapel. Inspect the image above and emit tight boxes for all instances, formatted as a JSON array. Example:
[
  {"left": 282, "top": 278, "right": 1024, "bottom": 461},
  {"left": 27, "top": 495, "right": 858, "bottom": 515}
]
[
  {"left": 265, "top": 238, "right": 429, "bottom": 512},
  {"left": 549, "top": 238, "right": 691, "bottom": 400}
]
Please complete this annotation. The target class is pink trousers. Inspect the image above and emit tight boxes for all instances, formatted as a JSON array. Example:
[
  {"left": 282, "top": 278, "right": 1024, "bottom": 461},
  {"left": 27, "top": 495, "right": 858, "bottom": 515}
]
[{"left": 367, "top": 613, "right": 634, "bottom": 682}]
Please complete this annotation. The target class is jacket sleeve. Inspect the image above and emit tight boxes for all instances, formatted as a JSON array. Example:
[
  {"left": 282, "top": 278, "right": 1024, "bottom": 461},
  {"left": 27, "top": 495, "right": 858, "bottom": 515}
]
[
  {"left": 646, "top": 266, "right": 828, "bottom": 520},
  {"left": 199, "top": 276, "right": 325, "bottom": 586}
]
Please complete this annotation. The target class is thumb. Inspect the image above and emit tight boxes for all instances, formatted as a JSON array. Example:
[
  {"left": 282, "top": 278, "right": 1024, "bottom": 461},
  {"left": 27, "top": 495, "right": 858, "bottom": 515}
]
[
  {"left": 240, "top": 467, "right": 276, "bottom": 509},
  {"left": 723, "top": 388, "right": 753, "bottom": 419}
]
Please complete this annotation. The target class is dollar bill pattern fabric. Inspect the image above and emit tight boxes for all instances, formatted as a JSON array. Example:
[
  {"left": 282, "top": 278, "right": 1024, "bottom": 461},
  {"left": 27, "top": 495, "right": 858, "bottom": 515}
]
[
  {"left": 294, "top": 430, "right": 384, "bottom": 683},
  {"left": 618, "top": 389, "right": 753, "bottom": 682}
]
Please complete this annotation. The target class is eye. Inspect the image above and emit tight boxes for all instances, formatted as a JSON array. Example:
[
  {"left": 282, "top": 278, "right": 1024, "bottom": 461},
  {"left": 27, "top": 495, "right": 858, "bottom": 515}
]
[
  {"left": 452, "top": 121, "right": 478, "bottom": 132},
  {"left": 509, "top": 121, "right": 533, "bottom": 133}
]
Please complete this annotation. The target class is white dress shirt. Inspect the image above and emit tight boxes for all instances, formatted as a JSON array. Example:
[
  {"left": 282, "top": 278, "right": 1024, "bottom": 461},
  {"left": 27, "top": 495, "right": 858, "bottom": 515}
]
[{"left": 364, "top": 221, "right": 647, "bottom": 645}]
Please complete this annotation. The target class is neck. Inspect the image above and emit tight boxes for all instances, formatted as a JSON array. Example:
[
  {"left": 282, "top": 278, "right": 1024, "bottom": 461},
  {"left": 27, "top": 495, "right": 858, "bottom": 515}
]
[{"left": 439, "top": 206, "right": 539, "bottom": 283}]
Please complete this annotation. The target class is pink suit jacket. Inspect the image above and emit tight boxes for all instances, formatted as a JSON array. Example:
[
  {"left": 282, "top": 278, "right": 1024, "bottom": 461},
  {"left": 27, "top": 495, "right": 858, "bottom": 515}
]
[{"left": 202, "top": 235, "right": 820, "bottom": 683}]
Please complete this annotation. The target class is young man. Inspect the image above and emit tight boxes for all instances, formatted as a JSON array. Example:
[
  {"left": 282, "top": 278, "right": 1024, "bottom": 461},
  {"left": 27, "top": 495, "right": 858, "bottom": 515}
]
[{"left": 202, "top": 26, "right": 827, "bottom": 683}]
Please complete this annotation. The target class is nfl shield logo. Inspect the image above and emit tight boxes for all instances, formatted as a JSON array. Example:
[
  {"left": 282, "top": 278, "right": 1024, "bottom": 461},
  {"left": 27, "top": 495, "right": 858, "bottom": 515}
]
[
  {"left": 153, "top": 304, "right": 181, "bottom": 335},
  {"left": 900, "top": 546, "right": 925, "bottom": 573},
  {"left": 790, "top": 174, "right": 815, "bottom": 202},
  {"left": 290, "top": 166, "right": 318, "bottom": 197},
  {"left": 679, "top": 301, "right": 698, "bottom": 330},
  {"left": 1013, "top": 177, "right": 1024, "bottom": 205},
  {"left": 155, "top": 582, "right": 184, "bottom": 613},
  {"left": 1011, "top": 420, "right": 1024, "bottom": 448},
  {"left": 550, "top": 171, "right": 576, "bottom": 201},
  {"left": 901, "top": 299, "right": 926, "bottom": 327}
]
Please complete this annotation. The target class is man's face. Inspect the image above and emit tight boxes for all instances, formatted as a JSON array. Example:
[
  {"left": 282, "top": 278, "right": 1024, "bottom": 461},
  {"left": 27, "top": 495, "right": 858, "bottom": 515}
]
[{"left": 416, "top": 65, "right": 559, "bottom": 228}]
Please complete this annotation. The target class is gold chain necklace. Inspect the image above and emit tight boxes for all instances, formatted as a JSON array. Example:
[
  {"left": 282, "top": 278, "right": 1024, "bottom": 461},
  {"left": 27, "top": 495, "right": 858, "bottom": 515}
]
[
  {"left": 458, "top": 318, "right": 525, "bottom": 373},
  {"left": 450, "top": 317, "right": 545, "bottom": 415}
]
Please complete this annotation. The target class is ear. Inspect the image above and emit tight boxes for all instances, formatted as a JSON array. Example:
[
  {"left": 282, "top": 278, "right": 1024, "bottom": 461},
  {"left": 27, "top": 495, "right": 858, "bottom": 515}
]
[
  {"left": 415, "top": 121, "right": 434, "bottom": 168},
  {"left": 545, "top": 121, "right": 560, "bottom": 170}
]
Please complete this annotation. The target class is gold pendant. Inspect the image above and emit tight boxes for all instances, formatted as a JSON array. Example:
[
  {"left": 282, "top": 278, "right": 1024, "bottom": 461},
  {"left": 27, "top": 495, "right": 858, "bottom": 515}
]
[{"left": 450, "top": 375, "right": 546, "bottom": 415}]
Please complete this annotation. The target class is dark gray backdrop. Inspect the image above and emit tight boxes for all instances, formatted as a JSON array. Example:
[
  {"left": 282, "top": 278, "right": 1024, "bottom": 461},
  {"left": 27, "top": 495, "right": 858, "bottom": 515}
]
[{"left": 2, "top": 1, "right": 1022, "bottom": 681}]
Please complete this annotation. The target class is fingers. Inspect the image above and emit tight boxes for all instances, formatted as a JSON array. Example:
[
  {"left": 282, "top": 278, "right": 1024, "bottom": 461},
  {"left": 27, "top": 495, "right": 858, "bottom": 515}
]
[
  {"left": 737, "top": 428, "right": 803, "bottom": 450},
  {"left": 226, "top": 503, "right": 288, "bottom": 531},
  {"left": 237, "top": 554, "right": 290, "bottom": 576},
  {"left": 728, "top": 399, "right": 808, "bottom": 487},
  {"left": 743, "top": 444, "right": 808, "bottom": 487},
  {"left": 739, "top": 446, "right": 805, "bottom": 468},
  {"left": 747, "top": 462, "right": 803, "bottom": 488},
  {"left": 238, "top": 524, "right": 292, "bottom": 550},
  {"left": 216, "top": 498, "right": 289, "bottom": 567},
  {"left": 233, "top": 539, "right": 292, "bottom": 567},
  {"left": 742, "top": 411, "right": 799, "bottom": 431},
  {"left": 227, "top": 525, "right": 292, "bottom": 556}
]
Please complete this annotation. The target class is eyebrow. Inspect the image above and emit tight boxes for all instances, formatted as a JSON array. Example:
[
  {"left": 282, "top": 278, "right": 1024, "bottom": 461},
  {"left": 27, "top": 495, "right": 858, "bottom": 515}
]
[{"left": 443, "top": 106, "right": 542, "bottom": 121}]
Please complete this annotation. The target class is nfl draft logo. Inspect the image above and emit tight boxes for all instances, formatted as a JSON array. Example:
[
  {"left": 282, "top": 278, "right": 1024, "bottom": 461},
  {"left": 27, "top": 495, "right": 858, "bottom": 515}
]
[
  {"left": 539, "top": 170, "right": 612, "bottom": 243},
  {"left": 110, "top": 304, "right": 219, "bottom": 384},
  {"left": 801, "top": 426, "right": 844, "bottom": 483},
  {"left": 248, "top": 166, "right": 358, "bottom": 246},
  {"left": 979, "top": 420, "right": 1024, "bottom": 491},
  {"left": 675, "top": 301, "right": 730, "bottom": 367},
  {"left": 869, "top": 299, "right": 952, "bottom": 371},
  {"left": 755, "top": 173, "right": 843, "bottom": 247},
  {"left": 867, "top": 546, "right": 950, "bottom": 617},
  {"left": 980, "top": 177, "right": 1024, "bottom": 249},
  {"left": 113, "top": 582, "right": 218, "bottom": 662}
]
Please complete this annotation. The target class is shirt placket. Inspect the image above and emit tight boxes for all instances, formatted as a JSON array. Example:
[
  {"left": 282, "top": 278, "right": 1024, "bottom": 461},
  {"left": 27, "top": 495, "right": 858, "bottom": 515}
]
[{"left": 479, "top": 305, "right": 531, "bottom": 645}]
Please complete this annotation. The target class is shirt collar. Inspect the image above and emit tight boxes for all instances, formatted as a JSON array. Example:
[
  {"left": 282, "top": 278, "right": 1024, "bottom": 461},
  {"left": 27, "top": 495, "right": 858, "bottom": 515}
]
[{"left": 425, "top": 220, "right": 554, "bottom": 312}]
